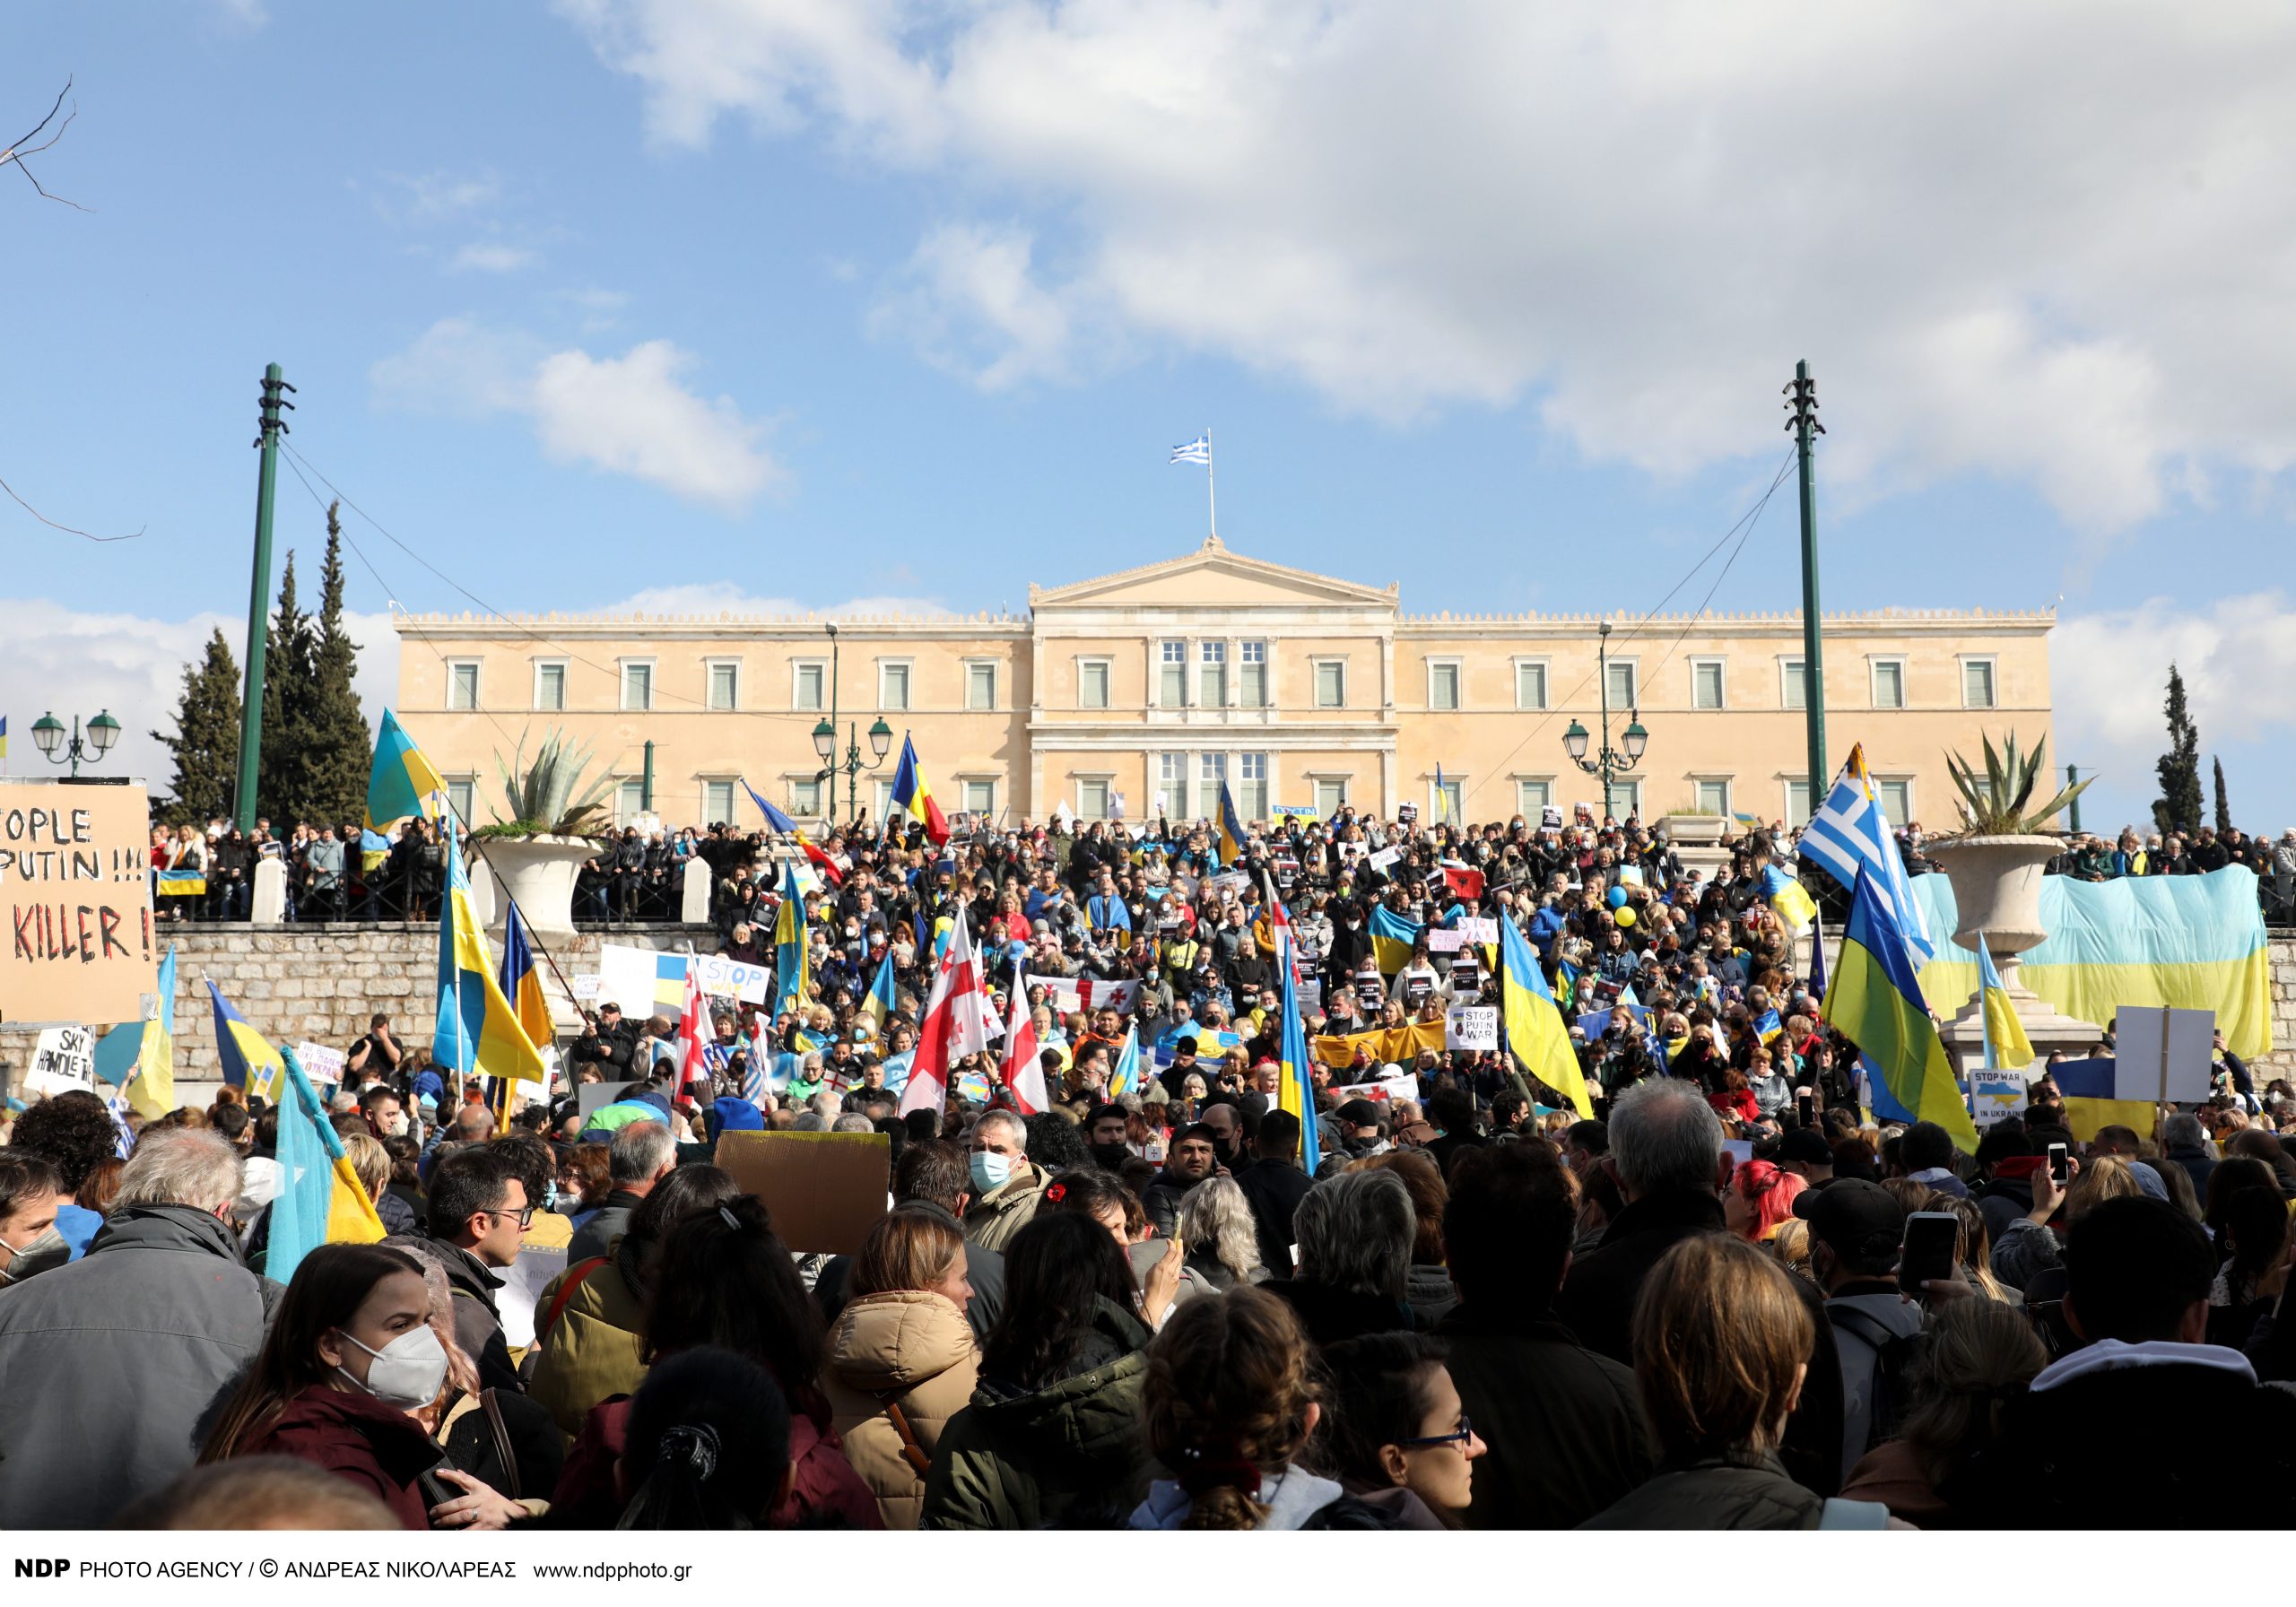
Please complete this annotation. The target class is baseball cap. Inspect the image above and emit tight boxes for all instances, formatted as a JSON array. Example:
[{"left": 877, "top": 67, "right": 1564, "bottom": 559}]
[
  {"left": 1335, "top": 1098, "right": 1384, "bottom": 1126},
  {"left": 1792, "top": 1177, "right": 1904, "bottom": 1255}
]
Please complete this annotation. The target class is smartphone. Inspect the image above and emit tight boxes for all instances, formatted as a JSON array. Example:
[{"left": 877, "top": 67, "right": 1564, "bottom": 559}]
[
  {"left": 1796, "top": 1092, "right": 1815, "bottom": 1125},
  {"left": 1900, "top": 1211, "right": 1961, "bottom": 1295},
  {"left": 2047, "top": 1142, "right": 2070, "bottom": 1186}
]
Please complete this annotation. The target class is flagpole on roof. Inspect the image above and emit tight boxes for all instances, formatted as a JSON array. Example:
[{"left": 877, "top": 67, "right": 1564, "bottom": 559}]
[{"left": 1205, "top": 427, "right": 1216, "bottom": 543}]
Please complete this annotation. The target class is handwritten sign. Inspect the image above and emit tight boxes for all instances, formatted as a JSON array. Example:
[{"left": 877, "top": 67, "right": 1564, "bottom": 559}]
[
  {"left": 1445, "top": 1006, "right": 1498, "bottom": 1052},
  {"left": 571, "top": 972, "right": 602, "bottom": 1003},
  {"left": 1970, "top": 1071, "right": 2025, "bottom": 1128},
  {"left": 1368, "top": 846, "right": 1403, "bottom": 872},
  {"left": 295, "top": 1042, "right": 348, "bottom": 1086},
  {"left": 23, "top": 1024, "right": 95, "bottom": 1097},
  {"left": 0, "top": 784, "right": 159, "bottom": 1029}
]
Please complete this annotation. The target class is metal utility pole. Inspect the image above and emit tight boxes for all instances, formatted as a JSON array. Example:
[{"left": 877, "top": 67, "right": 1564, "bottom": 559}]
[
  {"left": 2066, "top": 765, "right": 2083, "bottom": 834},
  {"left": 1787, "top": 360, "right": 1826, "bottom": 812},
  {"left": 236, "top": 364, "right": 293, "bottom": 831}
]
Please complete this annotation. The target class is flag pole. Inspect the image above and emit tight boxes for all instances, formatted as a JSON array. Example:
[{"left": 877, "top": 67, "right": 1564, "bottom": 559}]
[{"left": 1205, "top": 427, "right": 1217, "bottom": 541}]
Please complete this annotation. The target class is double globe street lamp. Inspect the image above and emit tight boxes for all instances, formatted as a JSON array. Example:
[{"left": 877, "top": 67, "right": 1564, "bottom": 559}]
[
  {"left": 30, "top": 708, "right": 121, "bottom": 778},
  {"left": 1561, "top": 621, "right": 1649, "bottom": 819}
]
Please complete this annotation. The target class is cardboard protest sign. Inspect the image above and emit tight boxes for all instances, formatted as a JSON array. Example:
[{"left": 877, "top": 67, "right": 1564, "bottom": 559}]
[
  {"left": 571, "top": 973, "right": 602, "bottom": 1003},
  {"left": 1453, "top": 917, "right": 1497, "bottom": 945},
  {"left": 596, "top": 943, "right": 771, "bottom": 1018},
  {"left": 494, "top": 1247, "right": 568, "bottom": 1351},
  {"left": 294, "top": 1042, "right": 347, "bottom": 1085},
  {"left": 23, "top": 1024, "right": 95, "bottom": 1097},
  {"left": 0, "top": 783, "right": 159, "bottom": 1029},
  {"left": 2112, "top": 1005, "right": 2213, "bottom": 1104},
  {"left": 1445, "top": 1006, "right": 1498, "bottom": 1053},
  {"left": 1970, "top": 1071, "right": 2025, "bottom": 1128},
  {"left": 578, "top": 1079, "right": 638, "bottom": 1117},
  {"left": 1369, "top": 846, "right": 1403, "bottom": 872},
  {"left": 1426, "top": 927, "right": 1465, "bottom": 954},
  {"left": 715, "top": 1129, "right": 891, "bottom": 1255}
]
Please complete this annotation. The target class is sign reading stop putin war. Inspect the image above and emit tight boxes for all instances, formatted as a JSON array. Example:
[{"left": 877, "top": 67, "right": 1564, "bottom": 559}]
[{"left": 0, "top": 784, "right": 159, "bottom": 1028}]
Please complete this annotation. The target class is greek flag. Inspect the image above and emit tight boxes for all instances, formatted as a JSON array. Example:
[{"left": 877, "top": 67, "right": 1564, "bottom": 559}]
[
  {"left": 1170, "top": 436, "right": 1211, "bottom": 465},
  {"left": 1796, "top": 743, "right": 1934, "bottom": 963}
]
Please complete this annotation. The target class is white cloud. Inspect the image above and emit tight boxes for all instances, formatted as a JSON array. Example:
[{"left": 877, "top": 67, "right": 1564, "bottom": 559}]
[
  {"left": 450, "top": 242, "right": 538, "bottom": 274},
  {"left": 562, "top": 0, "right": 2296, "bottom": 535},
  {"left": 371, "top": 319, "right": 782, "bottom": 511},
  {"left": 387, "top": 169, "right": 503, "bottom": 222}
]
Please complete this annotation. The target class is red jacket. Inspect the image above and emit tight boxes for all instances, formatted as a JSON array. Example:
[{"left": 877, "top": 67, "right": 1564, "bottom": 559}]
[
  {"left": 248, "top": 1385, "right": 445, "bottom": 1531},
  {"left": 1708, "top": 1089, "right": 1760, "bottom": 1124},
  {"left": 552, "top": 1394, "right": 883, "bottom": 1530}
]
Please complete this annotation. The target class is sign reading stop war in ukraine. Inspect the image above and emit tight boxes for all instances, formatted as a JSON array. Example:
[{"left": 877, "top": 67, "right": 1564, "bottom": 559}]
[{"left": 0, "top": 784, "right": 159, "bottom": 1028}]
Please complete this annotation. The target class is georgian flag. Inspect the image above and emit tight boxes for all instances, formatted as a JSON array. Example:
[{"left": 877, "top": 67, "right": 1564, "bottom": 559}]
[{"left": 1003, "top": 985, "right": 1047, "bottom": 1114}]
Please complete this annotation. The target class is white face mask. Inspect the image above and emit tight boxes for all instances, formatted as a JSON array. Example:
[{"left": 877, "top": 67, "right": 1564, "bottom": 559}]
[{"left": 335, "top": 1325, "right": 449, "bottom": 1411}]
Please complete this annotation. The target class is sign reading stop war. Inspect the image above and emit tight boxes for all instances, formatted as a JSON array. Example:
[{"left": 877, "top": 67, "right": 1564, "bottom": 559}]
[{"left": 0, "top": 784, "right": 158, "bottom": 1028}]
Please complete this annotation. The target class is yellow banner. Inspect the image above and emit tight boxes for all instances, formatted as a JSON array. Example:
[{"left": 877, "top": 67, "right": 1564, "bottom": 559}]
[{"left": 1311, "top": 1020, "right": 1443, "bottom": 1071}]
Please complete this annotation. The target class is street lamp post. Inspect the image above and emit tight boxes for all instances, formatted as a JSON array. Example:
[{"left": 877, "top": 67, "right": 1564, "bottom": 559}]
[
  {"left": 811, "top": 623, "right": 893, "bottom": 827},
  {"left": 1560, "top": 621, "right": 1648, "bottom": 821},
  {"left": 30, "top": 709, "right": 121, "bottom": 779}
]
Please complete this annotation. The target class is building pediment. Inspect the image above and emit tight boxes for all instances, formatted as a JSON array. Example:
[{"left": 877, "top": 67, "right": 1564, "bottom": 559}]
[{"left": 1030, "top": 534, "right": 1398, "bottom": 612}]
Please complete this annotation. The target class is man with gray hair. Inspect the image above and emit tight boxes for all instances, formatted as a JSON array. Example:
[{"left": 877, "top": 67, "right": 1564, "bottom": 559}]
[
  {"left": 0, "top": 1130, "right": 279, "bottom": 1527},
  {"left": 2161, "top": 1111, "right": 2216, "bottom": 1199},
  {"left": 568, "top": 1119, "right": 676, "bottom": 1263},
  {"left": 1271, "top": 1167, "right": 1417, "bottom": 1346},
  {"left": 963, "top": 1108, "right": 1050, "bottom": 1253}
]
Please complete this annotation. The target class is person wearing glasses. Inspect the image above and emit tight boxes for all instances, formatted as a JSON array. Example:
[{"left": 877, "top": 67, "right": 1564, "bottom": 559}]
[
  {"left": 1320, "top": 1333, "right": 1485, "bottom": 1526},
  {"left": 395, "top": 1146, "right": 529, "bottom": 1394}
]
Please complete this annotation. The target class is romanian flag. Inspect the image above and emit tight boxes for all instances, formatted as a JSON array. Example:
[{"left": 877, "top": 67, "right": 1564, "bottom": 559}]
[
  {"left": 744, "top": 778, "right": 843, "bottom": 884},
  {"left": 772, "top": 860, "right": 809, "bottom": 1016},
  {"left": 861, "top": 952, "right": 898, "bottom": 1038},
  {"left": 207, "top": 978, "right": 285, "bottom": 1102},
  {"left": 1760, "top": 863, "right": 1819, "bottom": 935},
  {"left": 432, "top": 829, "right": 547, "bottom": 1091},
  {"left": 889, "top": 735, "right": 950, "bottom": 847},
  {"left": 1975, "top": 930, "right": 2034, "bottom": 1071},
  {"left": 1821, "top": 868, "right": 1980, "bottom": 1155},
  {"left": 1216, "top": 781, "right": 1248, "bottom": 867},
  {"left": 1499, "top": 914, "right": 1592, "bottom": 1117},
  {"left": 365, "top": 709, "right": 447, "bottom": 832},
  {"left": 1368, "top": 905, "right": 1423, "bottom": 976},
  {"left": 126, "top": 944, "right": 180, "bottom": 1120},
  {"left": 266, "top": 1044, "right": 386, "bottom": 1282},
  {"left": 1273, "top": 899, "right": 1321, "bottom": 1174}
]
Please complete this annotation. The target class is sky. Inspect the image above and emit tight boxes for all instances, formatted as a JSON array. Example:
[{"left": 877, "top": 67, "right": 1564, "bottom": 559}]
[{"left": 8, "top": 2, "right": 2296, "bottom": 831}]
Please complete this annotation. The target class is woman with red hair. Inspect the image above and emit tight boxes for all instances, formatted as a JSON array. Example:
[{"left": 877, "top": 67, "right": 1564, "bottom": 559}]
[{"left": 1724, "top": 1160, "right": 1806, "bottom": 1244}]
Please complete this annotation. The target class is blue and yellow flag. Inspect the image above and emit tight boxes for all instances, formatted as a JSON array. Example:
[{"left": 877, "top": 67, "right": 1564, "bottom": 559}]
[
  {"left": 1274, "top": 912, "right": 1321, "bottom": 1174},
  {"left": 207, "top": 978, "right": 285, "bottom": 1102},
  {"left": 861, "top": 952, "right": 898, "bottom": 1037},
  {"left": 365, "top": 709, "right": 447, "bottom": 831},
  {"left": 155, "top": 866, "right": 206, "bottom": 896},
  {"left": 1822, "top": 869, "right": 1980, "bottom": 1155},
  {"left": 773, "top": 860, "right": 808, "bottom": 1016},
  {"left": 499, "top": 899, "right": 553, "bottom": 1052},
  {"left": 1975, "top": 930, "right": 2033, "bottom": 1071},
  {"left": 126, "top": 944, "right": 179, "bottom": 1120},
  {"left": 267, "top": 1045, "right": 387, "bottom": 1282},
  {"left": 1759, "top": 863, "right": 1819, "bottom": 934},
  {"left": 1500, "top": 915, "right": 1592, "bottom": 1117},
  {"left": 889, "top": 735, "right": 950, "bottom": 846},
  {"left": 1109, "top": 1026, "right": 1142, "bottom": 1099},
  {"left": 1755, "top": 1008, "right": 1785, "bottom": 1047},
  {"left": 1217, "top": 779, "right": 1247, "bottom": 867},
  {"left": 433, "top": 830, "right": 547, "bottom": 1090},
  {"left": 1368, "top": 904, "right": 1422, "bottom": 976},
  {"left": 2048, "top": 1055, "right": 2155, "bottom": 1144}
]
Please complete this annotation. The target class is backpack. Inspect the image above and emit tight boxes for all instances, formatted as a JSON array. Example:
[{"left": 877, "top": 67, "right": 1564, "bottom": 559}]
[{"left": 1828, "top": 1304, "right": 1930, "bottom": 1454}]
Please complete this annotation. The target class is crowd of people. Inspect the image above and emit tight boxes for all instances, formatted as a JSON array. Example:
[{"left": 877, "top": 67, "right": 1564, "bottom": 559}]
[{"left": 6, "top": 798, "right": 2292, "bottom": 1532}]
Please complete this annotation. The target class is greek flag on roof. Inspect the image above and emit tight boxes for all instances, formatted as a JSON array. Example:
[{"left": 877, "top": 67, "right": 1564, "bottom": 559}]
[
  {"left": 1795, "top": 743, "right": 1934, "bottom": 963},
  {"left": 1170, "top": 436, "right": 1211, "bottom": 465}
]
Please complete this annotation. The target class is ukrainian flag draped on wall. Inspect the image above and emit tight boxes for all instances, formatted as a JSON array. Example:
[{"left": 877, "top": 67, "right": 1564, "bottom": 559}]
[
  {"left": 432, "top": 830, "right": 547, "bottom": 1090},
  {"left": 207, "top": 979, "right": 285, "bottom": 1102},
  {"left": 267, "top": 1045, "right": 386, "bottom": 1282},
  {"left": 1822, "top": 870, "right": 1981, "bottom": 1154},
  {"left": 1368, "top": 905, "right": 1422, "bottom": 976},
  {"left": 126, "top": 945, "right": 179, "bottom": 1120},
  {"left": 1500, "top": 915, "right": 1592, "bottom": 1117},
  {"left": 773, "top": 861, "right": 809, "bottom": 1016},
  {"left": 1907, "top": 865, "right": 2272, "bottom": 1057},
  {"left": 366, "top": 710, "right": 446, "bottom": 831},
  {"left": 1975, "top": 931, "right": 2034, "bottom": 1071}
]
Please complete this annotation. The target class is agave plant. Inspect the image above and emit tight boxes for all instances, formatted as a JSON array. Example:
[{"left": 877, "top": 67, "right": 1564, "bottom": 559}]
[
  {"left": 487, "top": 727, "right": 615, "bottom": 838},
  {"left": 1943, "top": 732, "right": 2091, "bottom": 837}
]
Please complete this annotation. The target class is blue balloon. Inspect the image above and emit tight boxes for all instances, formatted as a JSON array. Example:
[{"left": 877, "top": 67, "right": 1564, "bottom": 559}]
[{"left": 1607, "top": 885, "right": 1629, "bottom": 910}]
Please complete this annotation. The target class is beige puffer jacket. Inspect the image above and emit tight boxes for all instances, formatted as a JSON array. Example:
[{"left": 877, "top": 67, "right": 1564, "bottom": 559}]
[{"left": 823, "top": 1290, "right": 982, "bottom": 1530}]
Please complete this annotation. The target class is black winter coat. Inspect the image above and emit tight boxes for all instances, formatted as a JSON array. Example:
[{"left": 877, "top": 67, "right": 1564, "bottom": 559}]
[{"left": 1438, "top": 1307, "right": 1653, "bottom": 1529}]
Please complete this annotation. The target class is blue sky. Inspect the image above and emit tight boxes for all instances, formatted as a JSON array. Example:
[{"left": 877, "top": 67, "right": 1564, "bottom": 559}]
[{"left": 9, "top": 2, "right": 2296, "bottom": 832}]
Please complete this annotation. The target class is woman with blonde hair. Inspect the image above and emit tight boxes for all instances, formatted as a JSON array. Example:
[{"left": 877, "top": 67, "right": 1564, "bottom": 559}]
[
  {"left": 1582, "top": 1234, "right": 1891, "bottom": 1529},
  {"left": 1769, "top": 1218, "right": 1814, "bottom": 1283},
  {"left": 1838, "top": 1297, "right": 2047, "bottom": 1527},
  {"left": 1991, "top": 1153, "right": 2144, "bottom": 1289},
  {"left": 1175, "top": 1176, "right": 1267, "bottom": 1292},
  {"left": 824, "top": 1211, "right": 981, "bottom": 1528},
  {"left": 1926, "top": 1194, "right": 2017, "bottom": 1302}
]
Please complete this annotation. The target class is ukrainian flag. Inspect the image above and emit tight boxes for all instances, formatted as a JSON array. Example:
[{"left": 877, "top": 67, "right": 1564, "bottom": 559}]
[
  {"left": 155, "top": 867, "right": 207, "bottom": 897},
  {"left": 1109, "top": 1026, "right": 1141, "bottom": 1099},
  {"left": 365, "top": 709, "right": 447, "bottom": 831},
  {"left": 1822, "top": 869, "right": 1980, "bottom": 1154},
  {"left": 126, "top": 945, "right": 179, "bottom": 1120},
  {"left": 500, "top": 899, "right": 553, "bottom": 1051},
  {"left": 773, "top": 860, "right": 808, "bottom": 1016},
  {"left": 889, "top": 735, "right": 951, "bottom": 847},
  {"left": 266, "top": 1044, "right": 386, "bottom": 1282},
  {"left": 2048, "top": 1055, "right": 2155, "bottom": 1143},
  {"left": 1500, "top": 914, "right": 1592, "bottom": 1117},
  {"left": 861, "top": 952, "right": 897, "bottom": 1037},
  {"left": 1368, "top": 905, "right": 1422, "bottom": 976},
  {"left": 1274, "top": 912, "right": 1320, "bottom": 1173},
  {"left": 432, "top": 830, "right": 547, "bottom": 1091},
  {"left": 1217, "top": 780, "right": 1247, "bottom": 868},
  {"left": 1755, "top": 1008, "right": 1785, "bottom": 1047},
  {"left": 1760, "top": 863, "right": 1819, "bottom": 935},
  {"left": 207, "top": 978, "right": 285, "bottom": 1102},
  {"left": 1975, "top": 930, "right": 2033, "bottom": 1071}
]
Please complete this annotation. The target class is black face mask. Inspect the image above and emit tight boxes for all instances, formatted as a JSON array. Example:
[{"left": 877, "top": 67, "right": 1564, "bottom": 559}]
[{"left": 1091, "top": 1142, "right": 1131, "bottom": 1172}]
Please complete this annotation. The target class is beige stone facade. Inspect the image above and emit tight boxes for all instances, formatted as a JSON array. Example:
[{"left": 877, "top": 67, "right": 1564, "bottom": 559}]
[{"left": 393, "top": 535, "right": 2052, "bottom": 833}]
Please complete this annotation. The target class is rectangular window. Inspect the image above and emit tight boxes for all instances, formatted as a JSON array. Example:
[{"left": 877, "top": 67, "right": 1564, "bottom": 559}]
[
  {"left": 1694, "top": 778, "right": 1731, "bottom": 815},
  {"left": 1516, "top": 778, "right": 1552, "bottom": 817},
  {"left": 1199, "top": 640, "right": 1227, "bottom": 708},
  {"left": 1159, "top": 753, "right": 1190, "bottom": 821},
  {"left": 1161, "top": 640, "right": 1187, "bottom": 708},
  {"left": 1604, "top": 779, "right": 1641, "bottom": 821},
  {"left": 1516, "top": 660, "right": 1548, "bottom": 710},
  {"left": 1872, "top": 659, "right": 1906, "bottom": 710},
  {"left": 789, "top": 777, "right": 822, "bottom": 817},
  {"left": 533, "top": 661, "right": 566, "bottom": 713},
  {"left": 1199, "top": 752, "right": 1228, "bottom": 802},
  {"left": 444, "top": 777, "right": 476, "bottom": 826},
  {"left": 792, "top": 662, "right": 826, "bottom": 711},
  {"left": 620, "top": 662, "right": 653, "bottom": 712},
  {"left": 1314, "top": 660, "right": 1346, "bottom": 709},
  {"left": 1433, "top": 777, "right": 1463, "bottom": 823},
  {"left": 1078, "top": 777, "right": 1110, "bottom": 820},
  {"left": 1962, "top": 659, "right": 1996, "bottom": 709},
  {"left": 1692, "top": 659, "right": 1725, "bottom": 711},
  {"left": 702, "top": 780, "right": 735, "bottom": 824},
  {"left": 1080, "top": 660, "right": 1111, "bottom": 709},
  {"left": 963, "top": 779, "right": 996, "bottom": 818},
  {"left": 879, "top": 662, "right": 911, "bottom": 712},
  {"left": 1782, "top": 658, "right": 1807, "bottom": 711},
  {"left": 707, "top": 661, "right": 739, "bottom": 711},
  {"left": 873, "top": 780, "right": 893, "bottom": 822},
  {"left": 616, "top": 779, "right": 648, "bottom": 825},
  {"left": 1877, "top": 778, "right": 1911, "bottom": 828},
  {"left": 966, "top": 662, "right": 996, "bottom": 711},
  {"left": 448, "top": 661, "right": 480, "bottom": 711},
  {"left": 1429, "top": 661, "right": 1461, "bottom": 711},
  {"left": 1785, "top": 779, "right": 1813, "bottom": 824},
  {"left": 1605, "top": 660, "right": 1637, "bottom": 710},
  {"left": 1239, "top": 753, "right": 1269, "bottom": 821},
  {"left": 1239, "top": 641, "right": 1267, "bottom": 708},
  {"left": 1313, "top": 777, "right": 1349, "bottom": 819}
]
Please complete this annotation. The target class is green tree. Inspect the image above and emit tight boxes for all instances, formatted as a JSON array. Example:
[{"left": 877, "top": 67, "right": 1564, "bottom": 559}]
[
  {"left": 298, "top": 503, "right": 371, "bottom": 827},
  {"left": 152, "top": 629, "right": 241, "bottom": 824},
  {"left": 2152, "top": 664, "right": 2203, "bottom": 836},
  {"left": 2213, "top": 755, "right": 2232, "bottom": 835},
  {"left": 257, "top": 549, "right": 312, "bottom": 823}
]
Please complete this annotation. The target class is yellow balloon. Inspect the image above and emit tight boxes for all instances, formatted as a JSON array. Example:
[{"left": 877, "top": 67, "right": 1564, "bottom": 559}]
[{"left": 1613, "top": 905, "right": 1637, "bottom": 928}]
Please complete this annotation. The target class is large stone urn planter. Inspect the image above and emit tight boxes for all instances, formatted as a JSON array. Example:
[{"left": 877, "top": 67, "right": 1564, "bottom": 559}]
[
  {"left": 1927, "top": 834, "right": 2102, "bottom": 1073},
  {"left": 476, "top": 835, "right": 598, "bottom": 941}
]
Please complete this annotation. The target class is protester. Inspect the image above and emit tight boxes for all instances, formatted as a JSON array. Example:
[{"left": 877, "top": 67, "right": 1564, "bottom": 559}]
[
  {"left": 569, "top": 1121, "right": 677, "bottom": 1263},
  {"left": 1269, "top": 1168, "right": 1419, "bottom": 1345},
  {"left": 1319, "top": 1333, "right": 1478, "bottom": 1526},
  {"left": 0, "top": 1151, "right": 65, "bottom": 1288},
  {"left": 613, "top": 1348, "right": 795, "bottom": 1530},
  {"left": 1836, "top": 1299, "right": 2046, "bottom": 1527},
  {"left": 1173, "top": 1175, "right": 1267, "bottom": 1291}
]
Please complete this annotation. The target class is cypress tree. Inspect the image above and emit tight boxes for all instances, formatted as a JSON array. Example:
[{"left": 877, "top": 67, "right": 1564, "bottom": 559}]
[
  {"left": 2152, "top": 664, "right": 2203, "bottom": 837},
  {"left": 300, "top": 503, "right": 372, "bottom": 827},
  {"left": 2213, "top": 756, "right": 2232, "bottom": 835},
  {"left": 152, "top": 630, "right": 242, "bottom": 824},
  {"left": 257, "top": 550, "right": 311, "bottom": 824}
]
